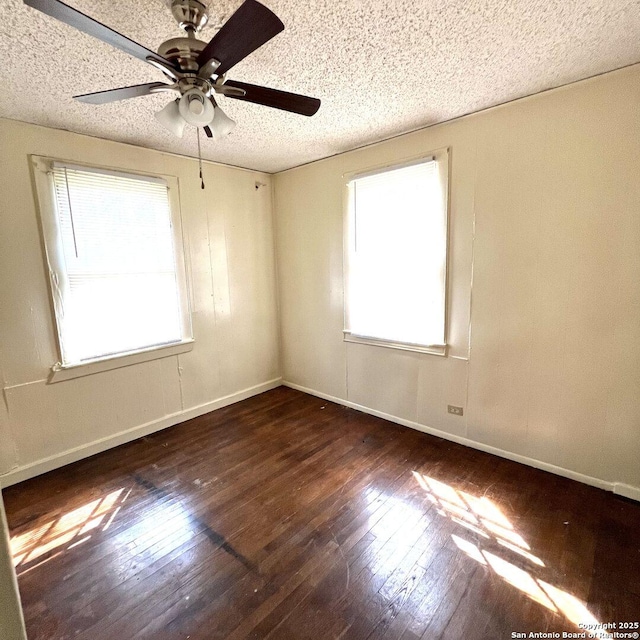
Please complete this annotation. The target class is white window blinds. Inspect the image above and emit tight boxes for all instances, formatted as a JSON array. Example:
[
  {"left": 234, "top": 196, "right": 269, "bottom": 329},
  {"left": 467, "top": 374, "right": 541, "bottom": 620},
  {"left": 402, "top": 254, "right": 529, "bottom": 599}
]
[
  {"left": 49, "top": 164, "right": 187, "bottom": 365},
  {"left": 346, "top": 158, "right": 448, "bottom": 348}
]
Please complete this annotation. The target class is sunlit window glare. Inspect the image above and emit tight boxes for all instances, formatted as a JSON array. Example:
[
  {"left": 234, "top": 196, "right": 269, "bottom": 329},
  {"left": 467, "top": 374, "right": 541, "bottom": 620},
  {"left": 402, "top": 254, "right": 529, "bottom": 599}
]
[
  {"left": 51, "top": 166, "right": 186, "bottom": 365},
  {"left": 346, "top": 158, "right": 447, "bottom": 347}
]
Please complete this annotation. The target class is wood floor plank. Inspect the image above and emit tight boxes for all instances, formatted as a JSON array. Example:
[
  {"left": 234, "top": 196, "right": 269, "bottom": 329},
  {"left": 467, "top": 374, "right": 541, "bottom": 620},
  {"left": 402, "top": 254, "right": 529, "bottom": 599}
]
[{"left": 4, "top": 387, "right": 640, "bottom": 640}]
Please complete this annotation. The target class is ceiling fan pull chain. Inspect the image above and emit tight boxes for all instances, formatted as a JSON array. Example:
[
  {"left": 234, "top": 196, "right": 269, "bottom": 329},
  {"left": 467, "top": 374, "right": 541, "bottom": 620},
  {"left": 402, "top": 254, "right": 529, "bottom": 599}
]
[{"left": 197, "top": 127, "right": 205, "bottom": 189}]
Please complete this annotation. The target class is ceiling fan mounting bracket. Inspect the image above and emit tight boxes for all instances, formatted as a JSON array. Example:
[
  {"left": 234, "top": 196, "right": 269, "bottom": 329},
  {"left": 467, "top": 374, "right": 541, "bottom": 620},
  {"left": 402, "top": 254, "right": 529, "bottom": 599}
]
[
  {"left": 198, "top": 58, "right": 221, "bottom": 81},
  {"left": 146, "top": 56, "right": 181, "bottom": 81},
  {"left": 170, "top": 0, "right": 209, "bottom": 34},
  {"left": 146, "top": 55, "right": 237, "bottom": 100},
  {"left": 149, "top": 83, "right": 181, "bottom": 96}
]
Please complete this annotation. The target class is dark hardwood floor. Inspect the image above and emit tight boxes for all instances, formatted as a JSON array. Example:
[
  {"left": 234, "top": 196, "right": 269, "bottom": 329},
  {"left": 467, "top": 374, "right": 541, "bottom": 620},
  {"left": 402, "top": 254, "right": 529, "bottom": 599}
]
[{"left": 3, "top": 387, "right": 640, "bottom": 639}]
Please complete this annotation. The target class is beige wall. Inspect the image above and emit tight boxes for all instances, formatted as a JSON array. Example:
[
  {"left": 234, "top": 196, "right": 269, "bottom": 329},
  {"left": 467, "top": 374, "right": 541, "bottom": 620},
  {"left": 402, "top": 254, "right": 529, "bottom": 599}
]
[
  {"left": 0, "top": 119, "right": 281, "bottom": 485},
  {"left": 0, "top": 494, "right": 26, "bottom": 640},
  {"left": 274, "top": 65, "right": 640, "bottom": 497},
  {"left": 0, "top": 68, "right": 639, "bottom": 494}
]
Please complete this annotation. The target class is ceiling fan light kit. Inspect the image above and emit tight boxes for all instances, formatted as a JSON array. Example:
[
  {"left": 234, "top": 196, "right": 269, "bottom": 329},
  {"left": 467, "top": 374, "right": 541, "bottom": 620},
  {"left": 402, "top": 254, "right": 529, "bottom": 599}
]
[
  {"left": 178, "top": 88, "right": 214, "bottom": 126},
  {"left": 154, "top": 99, "right": 186, "bottom": 138},
  {"left": 23, "top": 0, "right": 321, "bottom": 145},
  {"left": 210, "top": 104, "right": 237, "bottom": 140}
]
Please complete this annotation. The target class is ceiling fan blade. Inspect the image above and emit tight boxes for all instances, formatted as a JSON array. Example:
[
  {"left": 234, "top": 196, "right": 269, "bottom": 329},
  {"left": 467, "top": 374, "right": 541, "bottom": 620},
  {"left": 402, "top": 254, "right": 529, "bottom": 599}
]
[
  {"left": 197, "top": 0, "right": 284, "bottom": 76},
  {"left": 23, "top": 0, "right": 175, "bottom": 68},
  {"left": 223, "top": 81, "right": 320, "bottom": 116},
  {"left": 203, "top": 126, "right": 213, "bottom": 138},
  {"left": 73, "top": 83, "right": 171, "bottom": 104}
]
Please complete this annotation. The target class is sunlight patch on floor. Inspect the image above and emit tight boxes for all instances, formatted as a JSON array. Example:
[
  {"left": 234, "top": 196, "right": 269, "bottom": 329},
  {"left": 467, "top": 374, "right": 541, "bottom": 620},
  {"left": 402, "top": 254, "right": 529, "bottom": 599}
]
[
  {"left": 413, "top": 471, "right": 600, "bottom": 629},
  {"left": 10, "top": 487, "right": 126, "bottom": 574}
]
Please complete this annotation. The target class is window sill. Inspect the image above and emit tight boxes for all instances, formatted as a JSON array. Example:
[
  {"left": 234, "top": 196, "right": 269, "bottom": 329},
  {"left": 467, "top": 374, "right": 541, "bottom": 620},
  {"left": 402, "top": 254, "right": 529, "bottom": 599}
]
[
  {"left": 343, "top": 332, "right": 447, "bottom": 356},
  {"left": 48, "top": 340, "right": 194, "bottom": 383}
]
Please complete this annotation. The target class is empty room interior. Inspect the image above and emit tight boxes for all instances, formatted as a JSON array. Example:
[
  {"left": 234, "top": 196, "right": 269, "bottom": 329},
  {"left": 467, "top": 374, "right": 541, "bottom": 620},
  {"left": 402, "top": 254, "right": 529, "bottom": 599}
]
[{"left": 1, "top": 0, "right": 640, "bottom": 638}]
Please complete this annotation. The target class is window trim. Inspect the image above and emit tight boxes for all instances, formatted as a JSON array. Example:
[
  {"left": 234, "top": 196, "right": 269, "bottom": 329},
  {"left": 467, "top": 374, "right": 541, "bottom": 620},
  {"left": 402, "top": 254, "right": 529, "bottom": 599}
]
[
  {"left": 342, "top": 148, "right": 450, "bottom": 356},
  {"left": 31, "top": 155, "right": 194, "bottom": 383},
  {"left": 48, "top": 340, "right": 194, "bottom": 383},
  {"left": 342, "top": 332, "right": 447, "bottom": 356}
]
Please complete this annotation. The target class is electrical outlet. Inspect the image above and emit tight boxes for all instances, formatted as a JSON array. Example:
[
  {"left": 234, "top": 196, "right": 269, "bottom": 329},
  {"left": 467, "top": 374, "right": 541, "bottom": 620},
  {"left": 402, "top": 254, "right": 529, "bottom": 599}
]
[{"left": 447, "top": 405, "right": 464, "bottom": 416}]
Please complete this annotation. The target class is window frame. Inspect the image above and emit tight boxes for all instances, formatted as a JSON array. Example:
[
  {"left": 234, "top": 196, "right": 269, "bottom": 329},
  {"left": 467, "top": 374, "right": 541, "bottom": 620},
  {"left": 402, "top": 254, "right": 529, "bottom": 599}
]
[
  {"left": 342, "top": 148, "right": 450, "bottom": 357},
  {"left": 31, "top": 156, "right": 194, "bottom": 383}
]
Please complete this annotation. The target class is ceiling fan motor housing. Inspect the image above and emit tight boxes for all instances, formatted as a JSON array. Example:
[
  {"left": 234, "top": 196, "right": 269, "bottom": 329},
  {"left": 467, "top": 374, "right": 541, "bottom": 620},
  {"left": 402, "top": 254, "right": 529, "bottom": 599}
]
[
  {"left": 157, "top": 36, "right": 208, "bottom": 72},
  {"left": 157, "top": 0, "right": 213, "bottom": 73}
]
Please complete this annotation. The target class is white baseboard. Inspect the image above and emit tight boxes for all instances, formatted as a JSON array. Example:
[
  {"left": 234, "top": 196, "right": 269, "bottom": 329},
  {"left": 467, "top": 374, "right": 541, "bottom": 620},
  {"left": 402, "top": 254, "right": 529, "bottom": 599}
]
[
  {"left": 283, "top": 380, "right": 640, "bottom": 502},
  {"left": 0, "top": 378, "right": 282, "bottom": 489},
  {"left": 613, "top": 483, "right": 640, "bottom": 502},
  {"left": 4, "top": 377, "right": 638, "bottom": 504}
]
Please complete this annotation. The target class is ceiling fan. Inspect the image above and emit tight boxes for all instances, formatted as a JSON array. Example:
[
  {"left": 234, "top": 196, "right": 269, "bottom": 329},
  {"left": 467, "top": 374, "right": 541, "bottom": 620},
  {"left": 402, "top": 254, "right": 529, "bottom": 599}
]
[{"left": 23, "top": 0, "right": 321, "bottom": 140}]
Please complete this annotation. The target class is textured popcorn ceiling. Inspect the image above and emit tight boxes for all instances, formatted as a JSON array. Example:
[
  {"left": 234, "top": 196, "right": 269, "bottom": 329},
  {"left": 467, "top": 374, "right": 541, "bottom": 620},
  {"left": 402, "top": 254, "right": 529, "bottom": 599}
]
[{"left": 1, "top": 0, "right": 639, "bottom": 172}]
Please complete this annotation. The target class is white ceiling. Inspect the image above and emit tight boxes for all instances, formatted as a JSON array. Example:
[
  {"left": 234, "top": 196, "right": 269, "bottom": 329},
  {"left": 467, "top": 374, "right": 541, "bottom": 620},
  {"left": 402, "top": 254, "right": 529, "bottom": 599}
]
[{"left": 1, "top": 0, "right": 639, "bottom": 173}]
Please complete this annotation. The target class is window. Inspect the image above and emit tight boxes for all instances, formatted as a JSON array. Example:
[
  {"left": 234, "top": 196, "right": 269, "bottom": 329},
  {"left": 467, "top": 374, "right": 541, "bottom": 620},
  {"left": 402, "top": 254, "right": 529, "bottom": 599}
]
[
  {"left": 344, "top": 150, "right": 449, "bottom": 355},
  {"left": 33, "top": 158, "right": 192, "bottom": 378}
]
